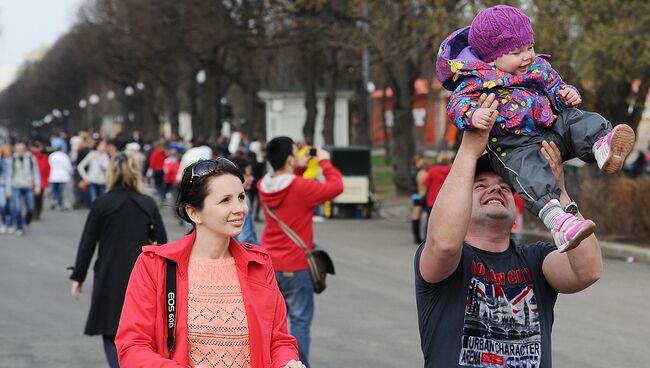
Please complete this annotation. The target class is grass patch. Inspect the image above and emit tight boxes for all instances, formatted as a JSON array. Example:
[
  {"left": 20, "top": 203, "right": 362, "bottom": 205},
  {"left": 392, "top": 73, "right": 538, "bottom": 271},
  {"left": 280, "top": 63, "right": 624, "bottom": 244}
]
[{"left": 371, "top": 155, "right": 396, "bottom": 201}]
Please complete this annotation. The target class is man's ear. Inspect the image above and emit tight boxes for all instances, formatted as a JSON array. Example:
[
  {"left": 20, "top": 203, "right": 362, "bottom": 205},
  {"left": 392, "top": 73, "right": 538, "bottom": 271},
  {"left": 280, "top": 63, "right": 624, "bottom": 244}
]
[
  {"left": 185, "top": 205, "right": 202, "bottom": 225},
  {"left": 286, "top": 154, "right": 295, "bottom": 168}
]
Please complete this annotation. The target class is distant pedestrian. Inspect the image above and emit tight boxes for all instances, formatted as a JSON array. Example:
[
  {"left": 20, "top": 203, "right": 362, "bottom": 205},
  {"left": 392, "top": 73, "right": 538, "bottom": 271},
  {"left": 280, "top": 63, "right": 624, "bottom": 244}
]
[
  {"left": 77, "top": 140, "right": 110, "bottom": 205},
  {"left": 424, "top": 152, "right": 453, "bottom": 214},
  {"left": 7, "top": 141, "right": 41, "bottom": 236},
  {"left": 116, "top": 158, "right": 302, "bottom": 368},
  {"left": 410, "top": 155, "right": 430, "bottom": 244},
  {"left": 70, "top": 153, "right": 167, "bottom": 368},
  {"left": 30, "top": 141, "right": 50, "bottom": 220},
  {"left": 148, "top": 139, "right": 167, "bottom": 200},
  {"left": 0, "top": 143, "right": 12, "bottom": 233},
  {"left": 162, "top": 147, "right": 180, "bottom": 203},
  {"left": 48, "top": 146, "right": 74, "bottom": 210}
]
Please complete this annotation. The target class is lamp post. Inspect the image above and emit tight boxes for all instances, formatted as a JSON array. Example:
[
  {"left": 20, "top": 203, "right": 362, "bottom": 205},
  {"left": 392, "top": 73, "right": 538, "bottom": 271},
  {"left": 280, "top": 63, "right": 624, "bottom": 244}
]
[
  {"left": 88, "top": 94, "right": 100, "bottom": 133},
  {"left": 79, "top": 98, "right": 89, "bottom": 132}
]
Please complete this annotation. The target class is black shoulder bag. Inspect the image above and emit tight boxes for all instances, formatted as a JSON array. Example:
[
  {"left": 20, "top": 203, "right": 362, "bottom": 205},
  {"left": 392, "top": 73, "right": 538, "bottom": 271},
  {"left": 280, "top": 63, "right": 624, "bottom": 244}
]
[
  {"left": 166, "top": 259, "right": 176, "bottom": 359},
  {"left": 263, "top": 203, "right": 335, "bottom": 294}
]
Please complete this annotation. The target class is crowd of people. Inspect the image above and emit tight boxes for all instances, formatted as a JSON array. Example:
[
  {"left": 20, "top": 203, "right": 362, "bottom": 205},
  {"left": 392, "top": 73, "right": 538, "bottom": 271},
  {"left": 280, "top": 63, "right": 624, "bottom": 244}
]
[
  {"left": 0, "top": 129, "right": 268, "bottom": 236},
  {"left": 1, "top": 127, "right": 339, "bottom": 368}
]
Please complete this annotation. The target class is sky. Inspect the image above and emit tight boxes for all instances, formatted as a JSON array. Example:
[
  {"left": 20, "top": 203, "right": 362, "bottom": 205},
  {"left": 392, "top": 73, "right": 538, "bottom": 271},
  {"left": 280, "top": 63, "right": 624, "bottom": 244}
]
[{"left": 0, "top": 0, "right": 82, "bottom": 90}]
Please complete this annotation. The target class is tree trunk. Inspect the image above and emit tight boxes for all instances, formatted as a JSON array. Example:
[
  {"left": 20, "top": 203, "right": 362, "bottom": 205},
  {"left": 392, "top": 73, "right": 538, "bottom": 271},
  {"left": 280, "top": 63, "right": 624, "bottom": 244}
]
[
  {"left": 302, "top": 57, "right": 318, "bottom": 145},
  {"left": 390, "top": 60, "right": 418, "bottom": 194},
  {"left": 190, "top": 69, "right": 202, "bottom": 139},
  {"left": 322, "top": 49, "right": 338, "bottom": 146},
  {"left": 353, "top": 76, "right": 371, "bottom": 146},
  {"left": 213, "top": 71, "right": 224, "bottom": 139},
  {"left": 594, "top": 81, "right": 632, "bottom": 126},
  {"left": 167, "top": 88, "right": 180, "bottom": 136}
]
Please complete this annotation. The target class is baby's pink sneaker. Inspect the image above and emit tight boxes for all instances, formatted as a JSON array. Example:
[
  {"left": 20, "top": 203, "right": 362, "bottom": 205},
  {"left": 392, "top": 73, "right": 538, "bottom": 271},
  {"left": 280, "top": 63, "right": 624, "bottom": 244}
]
[
  {"left": 593, "top": 124, "right": 635, "bottom": 174},
  {"left": 552, "top": 213, "right": 596, "bottom": 253}
]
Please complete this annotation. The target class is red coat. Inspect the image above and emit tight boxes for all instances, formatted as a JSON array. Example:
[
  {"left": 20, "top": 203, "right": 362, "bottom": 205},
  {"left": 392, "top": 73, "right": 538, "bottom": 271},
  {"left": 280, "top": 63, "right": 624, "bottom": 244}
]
[
  {"left": 33, "top": 151, "right": 50, "bottom": 189},
  {"left": 424, "top": 164, "right": 452, "bottom": 208},
  {"left": 115, "top": 231, "right": 298, "bottom": 367},
  {"left": 149, "top": 148, "right": 166, "bottom": 171}
]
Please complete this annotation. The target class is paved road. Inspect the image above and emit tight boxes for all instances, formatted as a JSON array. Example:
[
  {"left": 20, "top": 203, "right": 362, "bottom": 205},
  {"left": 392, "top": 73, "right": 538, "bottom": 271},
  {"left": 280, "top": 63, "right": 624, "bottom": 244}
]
[{"left": 1, "top": 204, "right": 648, "bottom": 367}]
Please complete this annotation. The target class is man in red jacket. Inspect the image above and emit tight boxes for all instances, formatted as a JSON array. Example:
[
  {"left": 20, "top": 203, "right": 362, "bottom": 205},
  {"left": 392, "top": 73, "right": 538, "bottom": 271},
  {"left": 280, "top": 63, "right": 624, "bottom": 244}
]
[{"left": 258, "top": 136, "right": 343, "bottom": 367}]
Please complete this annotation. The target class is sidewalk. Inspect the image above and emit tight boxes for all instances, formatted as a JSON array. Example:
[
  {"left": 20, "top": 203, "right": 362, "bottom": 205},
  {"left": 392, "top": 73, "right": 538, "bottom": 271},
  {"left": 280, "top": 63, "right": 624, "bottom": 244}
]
[{"left": 377, "top": 197, "right": 650, "bottom": 265}]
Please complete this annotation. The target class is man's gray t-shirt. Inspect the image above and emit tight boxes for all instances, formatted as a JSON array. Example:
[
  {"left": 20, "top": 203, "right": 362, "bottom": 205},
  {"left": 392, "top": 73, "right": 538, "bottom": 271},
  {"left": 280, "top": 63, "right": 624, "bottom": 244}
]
[{"left": 415, "top": 241, "right": 558, "bottom": 368}]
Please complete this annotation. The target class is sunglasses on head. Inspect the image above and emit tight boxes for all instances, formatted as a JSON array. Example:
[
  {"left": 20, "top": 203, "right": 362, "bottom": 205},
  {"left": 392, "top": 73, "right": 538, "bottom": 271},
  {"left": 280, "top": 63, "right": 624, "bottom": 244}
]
[{"left": 189, "top": 157, "right": 237, "bottom": 183}]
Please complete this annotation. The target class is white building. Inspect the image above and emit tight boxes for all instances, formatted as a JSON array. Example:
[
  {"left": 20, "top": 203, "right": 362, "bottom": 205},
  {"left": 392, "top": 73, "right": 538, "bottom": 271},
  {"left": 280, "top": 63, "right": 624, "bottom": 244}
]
[{"left": 258, "top": 90, "right": 354, "bottom": 146}]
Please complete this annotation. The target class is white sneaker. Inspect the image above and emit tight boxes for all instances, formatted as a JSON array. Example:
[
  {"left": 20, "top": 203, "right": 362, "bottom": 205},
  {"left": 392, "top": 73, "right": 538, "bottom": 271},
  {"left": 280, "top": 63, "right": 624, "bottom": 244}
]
[
  {"left": 7, "top": 227, "right": 15, "bottom": 234},
  {"left": 0, "top": 225, "right": 6, "bottom": 234},
  {"left": 593, "top": 124, "right": 635, "bottom": 174},
  {"left": 312, "top": 216, "right": 326, "bottom": 223},
  {"left": 15, "top": 229, "right": 24, "bottom": 236}
]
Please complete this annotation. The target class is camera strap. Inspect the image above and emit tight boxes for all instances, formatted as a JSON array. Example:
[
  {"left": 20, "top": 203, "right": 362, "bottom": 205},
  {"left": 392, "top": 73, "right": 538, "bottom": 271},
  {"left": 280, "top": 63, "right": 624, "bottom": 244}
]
[{"left": 166, "top": 259, "right": 177, "bottom": 358}]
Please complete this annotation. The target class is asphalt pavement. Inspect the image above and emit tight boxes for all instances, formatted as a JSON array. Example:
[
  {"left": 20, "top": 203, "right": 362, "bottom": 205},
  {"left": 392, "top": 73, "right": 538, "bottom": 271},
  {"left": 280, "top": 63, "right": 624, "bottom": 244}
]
[{"left": 0, "top": 202, "right": 648, "bottom": 367}]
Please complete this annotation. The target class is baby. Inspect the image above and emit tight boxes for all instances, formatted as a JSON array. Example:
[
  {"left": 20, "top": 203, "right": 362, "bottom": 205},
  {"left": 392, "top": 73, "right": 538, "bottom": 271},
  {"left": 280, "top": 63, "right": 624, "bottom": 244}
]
[{"left": 436, "top": 5, "right": 635, "bottom": 252}]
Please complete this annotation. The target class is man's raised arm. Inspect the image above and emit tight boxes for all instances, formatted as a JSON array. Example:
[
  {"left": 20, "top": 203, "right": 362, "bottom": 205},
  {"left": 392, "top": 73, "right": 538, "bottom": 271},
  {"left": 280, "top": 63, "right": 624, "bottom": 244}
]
[{"left": 419, "top": 93, "right": 498, "bottom": 284}]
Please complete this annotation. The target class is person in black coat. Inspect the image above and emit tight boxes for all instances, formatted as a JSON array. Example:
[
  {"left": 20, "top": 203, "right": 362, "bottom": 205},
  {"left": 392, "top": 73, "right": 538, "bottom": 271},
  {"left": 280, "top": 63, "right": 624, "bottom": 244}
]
[{"left": 70, "top": 153, "right": 167, "bottom": 368}]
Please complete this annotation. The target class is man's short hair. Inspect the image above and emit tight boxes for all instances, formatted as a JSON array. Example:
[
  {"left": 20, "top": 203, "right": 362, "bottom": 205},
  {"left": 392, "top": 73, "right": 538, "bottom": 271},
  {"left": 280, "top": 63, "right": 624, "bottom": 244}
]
[
  {"left": 475, "top": 154, "right": 515, "bottom": 192},
  {"left": 266, "top": 136, "right": 295, "bottom": 171},
  {"left": 475, "top": 154, "right": 494, "bottom": 178}
]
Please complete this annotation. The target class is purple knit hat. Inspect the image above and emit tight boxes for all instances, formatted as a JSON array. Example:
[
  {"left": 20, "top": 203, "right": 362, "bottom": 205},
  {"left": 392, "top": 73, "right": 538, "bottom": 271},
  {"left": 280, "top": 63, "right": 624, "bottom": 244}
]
[{"left": 468, "top": 5, "right": 534, "bottom": 63}]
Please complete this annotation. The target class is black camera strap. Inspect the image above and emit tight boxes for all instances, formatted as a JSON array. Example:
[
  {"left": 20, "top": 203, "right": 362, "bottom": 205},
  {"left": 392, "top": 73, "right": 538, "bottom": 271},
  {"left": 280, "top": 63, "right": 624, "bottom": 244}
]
[{"left": 166, "top": 259, "right": 177, "bottom": 358}]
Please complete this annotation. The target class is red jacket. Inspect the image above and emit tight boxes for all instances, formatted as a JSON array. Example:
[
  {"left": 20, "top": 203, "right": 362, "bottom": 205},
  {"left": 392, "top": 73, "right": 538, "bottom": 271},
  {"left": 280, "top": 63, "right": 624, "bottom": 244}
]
[
  {"left": 163, "top": 158, "right": 180, "bottom": 185},
  {"left": 424, "top": 164, "right": 451, "bottom": 208},
  {"left": 32, "top": 151, "right": 50, "bottom": 189},
  {"left": 115, "top": 231, "right": 298, "bottom": 367},
  {"left": 258, "top": 159, "right": 343, "bottom": 271},
  {"left": 149, "top": 148, "right": 166, "bottom": 171}
]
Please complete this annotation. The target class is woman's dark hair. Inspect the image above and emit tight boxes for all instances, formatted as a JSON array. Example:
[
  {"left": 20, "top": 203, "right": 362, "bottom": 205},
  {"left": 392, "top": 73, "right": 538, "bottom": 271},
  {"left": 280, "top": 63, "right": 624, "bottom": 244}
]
[{"left": 176, "top": 159, "right": 244, "bottom": 225}]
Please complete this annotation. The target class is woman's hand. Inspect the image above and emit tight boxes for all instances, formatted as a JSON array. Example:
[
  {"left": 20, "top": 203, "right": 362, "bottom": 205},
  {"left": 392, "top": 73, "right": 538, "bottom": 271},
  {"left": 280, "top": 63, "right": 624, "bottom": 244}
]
[
  {"left": 71, "top": 281, "right": 82, "bottom": 300},
  {"left": 283, "top": 360, "right": 306, "bottom": 368}
]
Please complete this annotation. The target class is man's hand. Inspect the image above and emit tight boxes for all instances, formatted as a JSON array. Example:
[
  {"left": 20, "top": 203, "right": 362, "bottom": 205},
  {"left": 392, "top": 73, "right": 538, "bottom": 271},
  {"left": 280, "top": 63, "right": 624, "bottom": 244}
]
[
  {"left": 34, "top": 187, "right": 41, "bottom": 196},
  {"left": 559, "top": 85, "right": 582, "bottom": 107},
  {"left": 461, "top": 93, "right": 499, "bottom": 158},
  {"left": 283, "top": 360, "right": 306, "bottom": 368},
  {"left": 315, "top": 147, "right": 330, "bottom": 161},
  {"left": 540, "top": 141, "right": 565, "bottom": 191}
]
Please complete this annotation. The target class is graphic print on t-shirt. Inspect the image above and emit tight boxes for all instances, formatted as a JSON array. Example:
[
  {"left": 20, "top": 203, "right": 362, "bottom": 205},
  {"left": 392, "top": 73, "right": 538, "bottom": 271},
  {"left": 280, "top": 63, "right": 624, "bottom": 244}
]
[{"left": 459, "top": 276, "right": 541, "bottom": 367}]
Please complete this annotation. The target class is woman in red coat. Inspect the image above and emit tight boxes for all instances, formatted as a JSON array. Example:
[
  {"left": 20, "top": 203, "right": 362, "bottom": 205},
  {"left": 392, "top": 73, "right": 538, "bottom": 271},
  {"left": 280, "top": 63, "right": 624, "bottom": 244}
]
[{"left": 116, "top": 158, "right": 302, "bottom": 368}]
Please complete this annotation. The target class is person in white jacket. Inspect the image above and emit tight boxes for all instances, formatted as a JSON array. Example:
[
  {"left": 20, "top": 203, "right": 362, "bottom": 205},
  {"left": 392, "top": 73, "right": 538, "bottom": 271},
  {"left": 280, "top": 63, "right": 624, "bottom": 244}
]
[
  {"left": 77, "top": 140, "right": 110, "bottom": 205},
  {"left": 48, "top": 147, "right": 74, "bottom": 210}
]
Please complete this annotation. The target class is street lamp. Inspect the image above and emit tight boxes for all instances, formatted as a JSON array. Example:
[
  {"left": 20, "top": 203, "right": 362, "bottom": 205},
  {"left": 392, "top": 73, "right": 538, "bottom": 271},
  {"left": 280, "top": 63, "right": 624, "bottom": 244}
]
[{"left": 88, "top": 94, "right": 100, "bottom": 132}]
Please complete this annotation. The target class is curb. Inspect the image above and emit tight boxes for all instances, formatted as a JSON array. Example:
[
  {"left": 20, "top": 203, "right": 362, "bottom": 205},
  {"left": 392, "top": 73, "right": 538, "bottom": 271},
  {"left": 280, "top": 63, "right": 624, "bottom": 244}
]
[{"left": 521, "top": 230, "right": 650, "bottom": 265}]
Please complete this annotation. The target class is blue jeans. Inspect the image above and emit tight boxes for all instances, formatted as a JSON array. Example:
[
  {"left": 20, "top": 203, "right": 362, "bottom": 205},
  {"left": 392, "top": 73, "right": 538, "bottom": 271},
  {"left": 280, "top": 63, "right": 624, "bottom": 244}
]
[
  {"left": 50, "top": 182, "right": 65, "bottom": 208},
  {"left": 88, "top": 183, "right": 106, "bottom": 205},
  {"left": 275, "top": 269, "right": 314, "bottom": 366},
  {"left": 11, "top": 187, "right": 34, "bottom": 230},
  {"left": 0, "top": 185, "right": 6, "bottom": 211}
]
